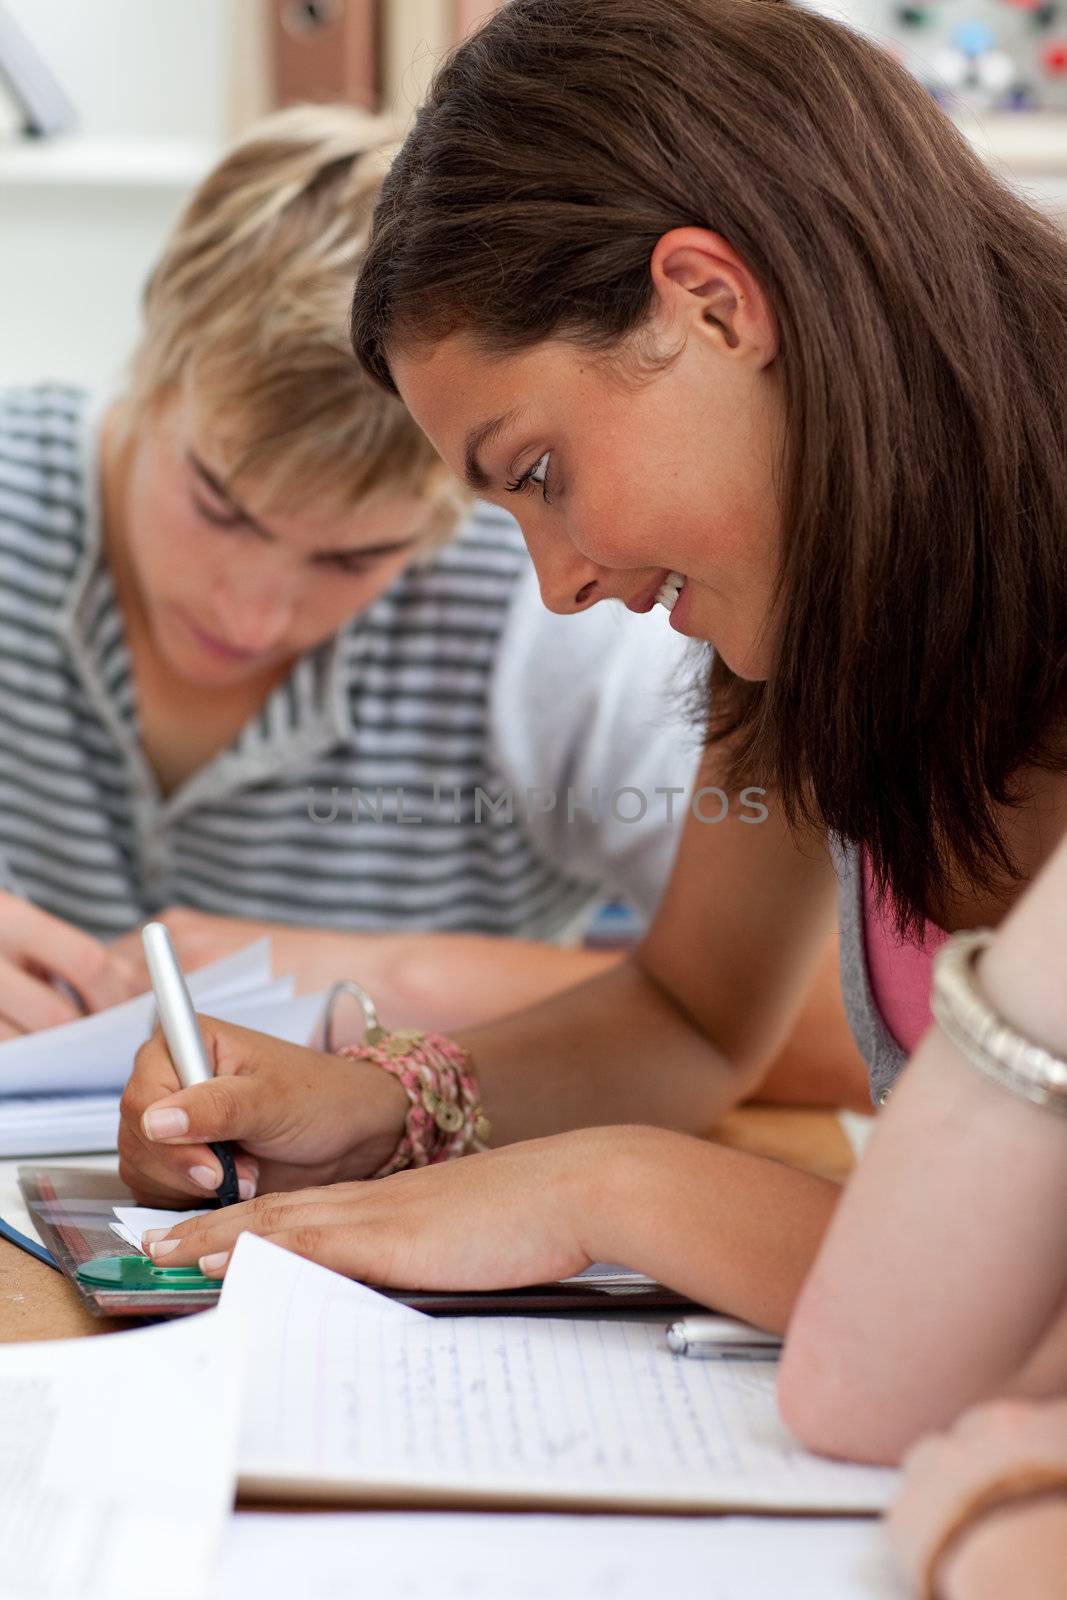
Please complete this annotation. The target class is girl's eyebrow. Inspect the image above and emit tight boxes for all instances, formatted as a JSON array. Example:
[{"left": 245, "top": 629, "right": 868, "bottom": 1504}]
[{"left": 463, "top": 406, "right": 527, "bottom": 491}]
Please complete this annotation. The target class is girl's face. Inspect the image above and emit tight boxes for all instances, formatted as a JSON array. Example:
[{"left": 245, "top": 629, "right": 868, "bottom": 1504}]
[
  {"left": 392, "top": 229, "right": 787, "bottom": 681},
  {"left": 106, "top": 392, "right": 437, "bottom": 691}
]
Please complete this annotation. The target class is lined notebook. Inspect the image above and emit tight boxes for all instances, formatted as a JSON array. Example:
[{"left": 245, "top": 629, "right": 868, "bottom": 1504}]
[{"left": 222, "top": 1235, "right": 898, "bottom": 1513}]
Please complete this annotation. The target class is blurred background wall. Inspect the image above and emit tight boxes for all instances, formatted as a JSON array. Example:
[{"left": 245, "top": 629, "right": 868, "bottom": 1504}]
[{"left": 1, "top": 0, "right": 1065, "bottom": 391}]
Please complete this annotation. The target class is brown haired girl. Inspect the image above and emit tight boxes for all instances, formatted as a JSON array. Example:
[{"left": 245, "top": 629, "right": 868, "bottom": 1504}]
[{"left": 118, "top": 0, "right": 1067, "bottom": 1470}]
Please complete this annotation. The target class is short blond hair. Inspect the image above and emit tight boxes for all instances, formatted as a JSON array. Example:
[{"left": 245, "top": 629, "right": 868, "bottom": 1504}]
[{"left": 125, "top": 104, "right": 465, "bottom": 537}]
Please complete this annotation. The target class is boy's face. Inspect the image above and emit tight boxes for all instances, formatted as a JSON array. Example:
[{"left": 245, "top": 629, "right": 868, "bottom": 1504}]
[{"left": 109, "top": 392, "right": 438, "bottom": 690}]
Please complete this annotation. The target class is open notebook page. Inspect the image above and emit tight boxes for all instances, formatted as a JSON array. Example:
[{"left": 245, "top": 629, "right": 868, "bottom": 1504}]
[
  {"left": 211, "top": 1513, "right": 906, "bottom": 1600},
  {"left": 221, "top": 1234, "right": 898, "bottom": 1512},
  {"left": 0, "top": 1309, "right": 238, "bottom": 1600}
]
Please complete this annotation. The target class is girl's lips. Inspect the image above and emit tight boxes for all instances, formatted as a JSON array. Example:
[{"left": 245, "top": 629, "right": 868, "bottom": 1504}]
[{"left": 625, "top": 570, "right": 673, "bottom": 613}]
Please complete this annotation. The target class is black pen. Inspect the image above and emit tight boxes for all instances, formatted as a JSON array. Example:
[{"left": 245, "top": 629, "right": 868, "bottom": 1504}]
[{"left": 141, "top": 921, "right": 241, "bottom": 1207}]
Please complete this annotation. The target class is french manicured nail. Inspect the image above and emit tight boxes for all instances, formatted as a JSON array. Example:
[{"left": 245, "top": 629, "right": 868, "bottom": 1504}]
[
  {"left": 149, "top": 1239, "right": 180, "bottom": 1259},
  {"left": 199, "top": 1252, "right": 229, "bottom": 1274},
  {"left": 189, "top": 1164, "right": 221, "bottom": 1192},
  {"left": 143, "top": 1107, "right": 189, "bottom": 1139},
  {"left": 238, "top": 1177, "right": 256, "bottom": 1201},
  {"left": 141, "top": 1228, "right": 168, "bottom": 1245}
]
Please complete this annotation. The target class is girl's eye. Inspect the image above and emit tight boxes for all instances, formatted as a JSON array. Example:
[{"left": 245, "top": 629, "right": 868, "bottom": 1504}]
[{"left": 506, "top": 451, "right": 554, "bottom": 503}]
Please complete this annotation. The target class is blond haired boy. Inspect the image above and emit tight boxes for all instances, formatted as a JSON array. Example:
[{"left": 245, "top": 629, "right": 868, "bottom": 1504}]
[{"left": 0, "top": 106, "right": 694, "bottom": 1054}]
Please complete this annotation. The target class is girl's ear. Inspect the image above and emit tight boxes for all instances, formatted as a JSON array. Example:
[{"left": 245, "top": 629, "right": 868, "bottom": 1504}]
[{"left": 650, "top": 226, "right": 779, "bottom": 366}]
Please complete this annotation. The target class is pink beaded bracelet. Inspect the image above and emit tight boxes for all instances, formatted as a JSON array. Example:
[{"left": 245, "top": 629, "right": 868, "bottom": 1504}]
[{"left": 324, "top": 981, "right": 490, "bottom": 1177}]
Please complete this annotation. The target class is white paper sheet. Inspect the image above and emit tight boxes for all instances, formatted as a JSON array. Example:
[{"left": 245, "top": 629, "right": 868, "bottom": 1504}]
[
  {"left": 0, "top": 939, "right": 275, "bottom": 1097},
  {"left": 221, "top": 1235, "right": 899, "bottom": 1512},
  {"left": 0, "top": 1309, "right": 239, "bottom": 1600},
  {"left": 0, "top": 940, "right": 325, "bottom": 1155},
  {"left": 111, "top": 1204, "right": 211, "bottom": 1252},
  {"left": 211, "top": 1512, "right": 907, "bottom": 1600}
]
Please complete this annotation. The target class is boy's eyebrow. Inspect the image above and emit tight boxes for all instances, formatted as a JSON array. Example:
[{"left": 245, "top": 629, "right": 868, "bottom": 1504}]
[
  {"left": 186, "top": 450, "right": 419, "bottom": 561},
  {"left": 463, "top": 407, "right": 526, "bottom": 491}
]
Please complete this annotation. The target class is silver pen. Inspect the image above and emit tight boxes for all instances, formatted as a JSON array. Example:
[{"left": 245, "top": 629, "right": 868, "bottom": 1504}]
[
  {"left": 666, "top": 1315, "right": 783, "bottom": 1360},
  {"left": 141, "top": 921, "right": 241, "bottom": 1207}
]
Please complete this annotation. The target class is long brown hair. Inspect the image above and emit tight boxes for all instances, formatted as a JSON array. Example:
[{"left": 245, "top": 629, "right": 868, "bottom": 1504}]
[{"left": 351, "top": 0, "right": 1067, "bottom": 933}]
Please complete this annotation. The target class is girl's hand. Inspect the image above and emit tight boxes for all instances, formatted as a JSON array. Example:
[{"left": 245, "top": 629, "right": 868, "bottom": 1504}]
[
  {"left": 0, "top": 892, "right": 142, "bottom": 1039},
  {"left": 117, "top": 1015, "right": 407, "bottom": 1207},
  {"left": 888, "top": 1397, "right": 1067, "bottom": 1599},
  {"left": 141, "top": 1132, "right": 600, "bottom": 1289}
]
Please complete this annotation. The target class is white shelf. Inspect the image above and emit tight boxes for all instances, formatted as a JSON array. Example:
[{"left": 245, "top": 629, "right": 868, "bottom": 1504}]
[
  {"left": 958, "top": 112, "right": 1067, "bottom": 176},
  {"left": 0, "top": 135, "right": 218, "bottom": 189}
]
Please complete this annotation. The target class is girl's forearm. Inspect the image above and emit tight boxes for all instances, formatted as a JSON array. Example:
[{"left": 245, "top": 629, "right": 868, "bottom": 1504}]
[
  {"left": 458, "top": 959, "right": 769, "bottom": 1146},
  {"left": 573, "top": 1125, "right": 841, "bottom": 1332}
]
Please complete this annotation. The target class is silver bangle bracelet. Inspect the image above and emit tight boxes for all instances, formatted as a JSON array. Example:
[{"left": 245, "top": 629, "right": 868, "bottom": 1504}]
[{"left": 931, "top": 930, "right": 1067, "bottom": 1117}]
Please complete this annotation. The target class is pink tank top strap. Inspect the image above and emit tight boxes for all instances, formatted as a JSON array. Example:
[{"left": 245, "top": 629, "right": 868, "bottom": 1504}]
[{"left": 861, "top": 852, "right": 949, "bottom": 1055}]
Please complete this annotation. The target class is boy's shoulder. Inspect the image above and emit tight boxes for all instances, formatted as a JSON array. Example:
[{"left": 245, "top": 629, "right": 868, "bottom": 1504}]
[
  {"left": 0, "top": 383, "right": 88, "bottom": 456},
  {"left": 365, "top": 502, "right": 532, "bottom": 639},
  {"left": 401, "top": 501, "right": 530, "bottom": 594},
  {"left": 0, "top": 385, "right": 93, "bottom": 574}
]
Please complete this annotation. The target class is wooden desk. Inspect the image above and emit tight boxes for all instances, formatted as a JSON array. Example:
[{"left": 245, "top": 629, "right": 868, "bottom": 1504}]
[{"left": 0, "top": 1107, "right": 861, "bottom": 1345}]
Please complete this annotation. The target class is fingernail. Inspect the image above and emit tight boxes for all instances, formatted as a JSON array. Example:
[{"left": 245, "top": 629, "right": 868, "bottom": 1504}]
[
  {"left": 189, "top": 1164, "right": 221, "bottom": 1192},
  {"left": 142, "top": 1228, "right": 168, "bottom": 1244},
  {"left": 143, "top": 1107, "right": 189, "bottom": 1139},
  {"left": 149, "top": 1239, "right": 180, "bottom": 1259},
  {"left": 238, "top": 1176, "right": 256, "bottom": 1201},
  {"left": 199, "top": 1252, "right": 229, "bottom": 1274}
]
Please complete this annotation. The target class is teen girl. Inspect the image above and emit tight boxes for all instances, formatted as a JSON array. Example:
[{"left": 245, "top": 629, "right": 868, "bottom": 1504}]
[{"left": 118, "top": 0, "right": 1067, "bottom": 1465}]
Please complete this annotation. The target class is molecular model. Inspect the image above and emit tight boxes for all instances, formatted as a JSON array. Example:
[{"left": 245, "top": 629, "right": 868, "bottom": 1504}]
[{"left": 883, "top": 0, "right": 1067, "bottom": 109}]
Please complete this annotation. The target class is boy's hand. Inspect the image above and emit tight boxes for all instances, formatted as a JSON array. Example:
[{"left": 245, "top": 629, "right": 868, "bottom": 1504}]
[{"left": 0, "top": 892, "right": 142, "bottom": 1038}]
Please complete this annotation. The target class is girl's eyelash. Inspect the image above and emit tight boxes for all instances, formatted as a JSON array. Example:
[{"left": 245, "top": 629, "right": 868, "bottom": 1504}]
[{"left": 505, "top": 452, "right": 553, "bottom": 503}]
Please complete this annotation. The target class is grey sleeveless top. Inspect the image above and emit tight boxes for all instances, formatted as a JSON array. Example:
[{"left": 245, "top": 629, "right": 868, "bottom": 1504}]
[{"left": 831, "top": 836, "right": 907, "bottom": 1108}]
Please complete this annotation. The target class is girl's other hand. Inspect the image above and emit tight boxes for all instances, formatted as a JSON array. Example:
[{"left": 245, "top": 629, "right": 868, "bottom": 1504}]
[
  {"left": 0, "top": 891, "right": 142, "bottom": 1039},
  {"left": 139, "top": 1131, "right": 598, "bottom": 1290},
  {"left": 117, "top": 1015, "right": 408, "bottom": 1207}
]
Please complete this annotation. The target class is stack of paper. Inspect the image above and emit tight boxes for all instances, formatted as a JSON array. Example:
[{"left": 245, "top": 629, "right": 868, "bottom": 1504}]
[{"left": 0, "top": 940, "right": 324, "bottom": 1156}]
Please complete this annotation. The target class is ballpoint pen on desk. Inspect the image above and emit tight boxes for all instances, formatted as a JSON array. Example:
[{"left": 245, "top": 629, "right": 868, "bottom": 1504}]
[
  {"left": 141, "top": 921, "right": 241, "bottom": 1208},
  {"left": 666, "top": 1316, "right": 783, "bottom": 1361}
]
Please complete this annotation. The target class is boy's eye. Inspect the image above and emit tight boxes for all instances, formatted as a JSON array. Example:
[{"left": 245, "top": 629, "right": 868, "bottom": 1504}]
[
  {"left": 191, "top": 490, "right": 245, "bottom": 529},
  {"left": 322, "top": 553, "right": 373, "bottom": 576}
]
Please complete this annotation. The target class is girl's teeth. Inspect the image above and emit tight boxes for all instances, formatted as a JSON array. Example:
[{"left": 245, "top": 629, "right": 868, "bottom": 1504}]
[{"left": 655, "top": 572, "right": 685, "bottom": 612}]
